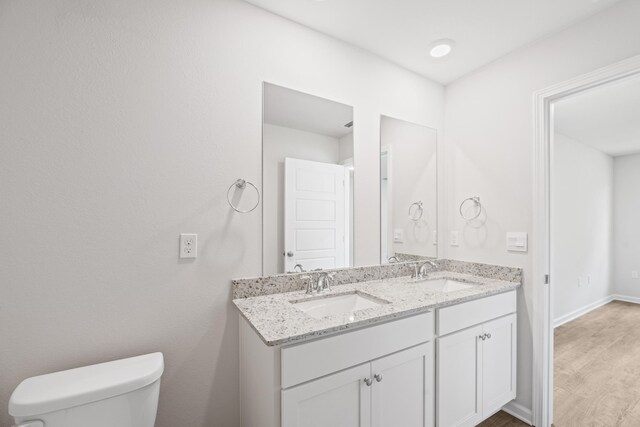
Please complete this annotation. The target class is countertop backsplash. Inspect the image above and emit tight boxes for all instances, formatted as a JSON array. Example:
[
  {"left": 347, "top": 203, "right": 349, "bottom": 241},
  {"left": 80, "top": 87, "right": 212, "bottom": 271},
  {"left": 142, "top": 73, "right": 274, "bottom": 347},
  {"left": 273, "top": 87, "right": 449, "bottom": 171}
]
[{"left": 233, "top": 259, "right": 522, "bottom": 299}]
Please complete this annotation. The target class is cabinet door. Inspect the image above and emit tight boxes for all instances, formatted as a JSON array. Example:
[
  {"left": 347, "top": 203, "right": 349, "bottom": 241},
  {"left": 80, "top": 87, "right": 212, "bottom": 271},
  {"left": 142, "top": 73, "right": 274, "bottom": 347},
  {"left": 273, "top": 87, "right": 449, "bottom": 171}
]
[
  {"left": 481, "top": 313, "right": 517, "bottom": 416},
  {"left": 371, "top": 342, "right": 434, "bottom": 427},
  {"left": 282, "top": 362, "right": 372, "bottom": 427},
  {"left": 437, "top": 325, "right": 483, "bottom": 427}
]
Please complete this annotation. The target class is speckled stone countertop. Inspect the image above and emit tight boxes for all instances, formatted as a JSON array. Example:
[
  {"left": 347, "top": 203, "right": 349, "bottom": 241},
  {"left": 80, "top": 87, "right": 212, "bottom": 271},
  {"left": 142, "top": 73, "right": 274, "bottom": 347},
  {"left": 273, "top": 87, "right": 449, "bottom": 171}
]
[{"left": 234, "top": 271, "right": 521, "bottom": 347}]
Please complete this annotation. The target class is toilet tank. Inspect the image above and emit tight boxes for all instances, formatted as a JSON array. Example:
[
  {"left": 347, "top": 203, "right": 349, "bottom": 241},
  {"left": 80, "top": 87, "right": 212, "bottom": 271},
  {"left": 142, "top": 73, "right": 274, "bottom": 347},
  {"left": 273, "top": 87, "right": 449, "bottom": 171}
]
[{"left": 9, "top": 353, "right": 164, "bottom": 427}]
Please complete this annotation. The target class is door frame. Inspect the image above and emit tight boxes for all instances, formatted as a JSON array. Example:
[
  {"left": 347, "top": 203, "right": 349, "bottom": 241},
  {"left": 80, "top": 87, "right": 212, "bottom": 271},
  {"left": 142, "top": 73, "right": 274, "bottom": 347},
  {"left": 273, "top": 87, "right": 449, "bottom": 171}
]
[{"left": 532, "top": 54, "right": 640, "bottom": 427}]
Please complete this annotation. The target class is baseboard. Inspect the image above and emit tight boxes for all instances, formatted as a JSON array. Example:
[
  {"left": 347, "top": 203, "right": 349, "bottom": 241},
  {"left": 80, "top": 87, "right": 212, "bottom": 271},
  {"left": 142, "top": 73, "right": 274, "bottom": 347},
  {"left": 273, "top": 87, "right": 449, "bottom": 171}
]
[
  {"left": 502, "top": 401, "right": 533, "bottom": 425},
  {"left": 612, "top": 294, "right": 640, "bottom": 304},
  {"left": 554, "top": 295, "right": 614, "bottom": 328}
]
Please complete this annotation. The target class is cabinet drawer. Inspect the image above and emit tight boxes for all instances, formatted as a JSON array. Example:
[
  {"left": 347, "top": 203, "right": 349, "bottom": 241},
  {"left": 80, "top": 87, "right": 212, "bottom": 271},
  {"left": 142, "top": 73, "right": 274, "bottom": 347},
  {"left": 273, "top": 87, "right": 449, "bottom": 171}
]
[
  {"left": 281, "top": 311, "right": 434, "bottom": 388},
  {"left": 437, "top": 291, "right": 516, "bottom": 336}
]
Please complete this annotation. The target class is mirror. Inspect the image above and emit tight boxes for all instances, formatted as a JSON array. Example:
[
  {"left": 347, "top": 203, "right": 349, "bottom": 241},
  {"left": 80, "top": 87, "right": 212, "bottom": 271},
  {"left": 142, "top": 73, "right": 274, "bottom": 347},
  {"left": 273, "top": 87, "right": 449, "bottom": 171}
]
[
  {"left": 263, "top": 83, "right": 354, "bottom": 274},
  {"left": 380, "top": 115, "right": 437, "bottom": 263}
]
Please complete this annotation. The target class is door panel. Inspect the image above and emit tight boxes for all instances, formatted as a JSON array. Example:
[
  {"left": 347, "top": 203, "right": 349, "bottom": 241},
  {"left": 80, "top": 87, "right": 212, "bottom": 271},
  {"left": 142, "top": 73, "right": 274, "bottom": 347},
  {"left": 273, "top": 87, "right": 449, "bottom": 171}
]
[
  {"left": 371, "top": 342, "right": 434, "bottom": 427},
  {"left": 284, "top": 158, "right": 346, "bottom": 272},
  {"left": 282, "top": 363, "right": 371, "bottom": 427},
  {"left": 437, "top": 325, "right": 483, "bottom": 427},
  {"left": 481, "top": 314, "right": 517, "bottom": 416}
]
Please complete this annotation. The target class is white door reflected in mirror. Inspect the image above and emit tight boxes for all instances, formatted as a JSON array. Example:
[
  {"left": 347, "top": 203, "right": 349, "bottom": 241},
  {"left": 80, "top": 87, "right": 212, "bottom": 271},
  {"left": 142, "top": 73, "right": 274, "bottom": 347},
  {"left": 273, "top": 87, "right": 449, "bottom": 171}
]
[{"left": 284, "top": 158, "right": 348, "bottom": 272}]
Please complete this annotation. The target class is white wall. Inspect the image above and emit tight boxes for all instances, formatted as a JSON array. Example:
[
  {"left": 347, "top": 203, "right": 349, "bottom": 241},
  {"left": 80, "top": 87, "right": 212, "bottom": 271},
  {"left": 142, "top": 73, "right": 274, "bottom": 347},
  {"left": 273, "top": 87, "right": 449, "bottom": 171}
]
[
  {"left": 552, "top": 133, "right": 613, "bottom": 323},
  {"left": 444, "top": 0, "right": 640, "bottom": 413},
  {"left": 339, "top": 132, "right": 354, "bottom": 162},
  {"left": 263, "top": 124, "right": 341, "bottom": 275},
  {"left": 614, "top": 153, "right": 640, "bottom": 298},
  {"left": 0, "top": 0, "right": 444, "bottom": 425}
]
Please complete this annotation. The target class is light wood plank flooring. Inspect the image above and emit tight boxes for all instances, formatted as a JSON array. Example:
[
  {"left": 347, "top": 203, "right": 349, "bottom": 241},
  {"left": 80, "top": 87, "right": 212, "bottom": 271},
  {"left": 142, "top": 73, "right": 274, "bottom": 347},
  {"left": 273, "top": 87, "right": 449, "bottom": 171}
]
[{"left": 479, "top": 300, "right": 640, "bottom": 427}]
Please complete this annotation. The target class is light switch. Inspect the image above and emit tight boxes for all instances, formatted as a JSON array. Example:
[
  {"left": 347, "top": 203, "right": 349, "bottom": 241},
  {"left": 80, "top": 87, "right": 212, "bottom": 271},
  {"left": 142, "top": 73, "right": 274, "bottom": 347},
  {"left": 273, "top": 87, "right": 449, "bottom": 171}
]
[
  {"left": 632, "top": 271, "right": 639, "bottom": 279},
  {"left": 393, "top": 229, "right": 404, "bottom": 243},
  {"left": 450, "top": 230, "right": 459, "bottom": 247},
  {"left": 506, "top": 232, "right": 528, "bottom": 252}
]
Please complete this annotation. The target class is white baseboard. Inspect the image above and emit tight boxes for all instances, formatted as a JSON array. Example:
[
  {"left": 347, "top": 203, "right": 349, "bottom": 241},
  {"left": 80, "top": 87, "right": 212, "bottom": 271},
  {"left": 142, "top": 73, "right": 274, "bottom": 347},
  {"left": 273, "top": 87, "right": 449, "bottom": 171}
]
[
  {"left": 502, "top": 401, "right": 533, "bottom": 425},
  {"left": 554, "top": 294, "right": 640, "bottom": 328},
  {"left": 554, "top": 295, "right": 614, "bottom": 328},
  {"left": 612, "top": 294, "right": 640, "bottom": 304}
]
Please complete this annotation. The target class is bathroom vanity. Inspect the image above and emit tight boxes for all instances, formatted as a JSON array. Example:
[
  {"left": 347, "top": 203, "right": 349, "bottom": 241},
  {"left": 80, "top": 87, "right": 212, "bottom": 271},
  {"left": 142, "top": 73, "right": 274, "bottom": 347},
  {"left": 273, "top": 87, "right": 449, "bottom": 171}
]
[
  {"left": 245, "top": 83, "right": 520, "bottom": 427},
  {"left": 234, "top": 262, "right": 520, "bottom": 427}
]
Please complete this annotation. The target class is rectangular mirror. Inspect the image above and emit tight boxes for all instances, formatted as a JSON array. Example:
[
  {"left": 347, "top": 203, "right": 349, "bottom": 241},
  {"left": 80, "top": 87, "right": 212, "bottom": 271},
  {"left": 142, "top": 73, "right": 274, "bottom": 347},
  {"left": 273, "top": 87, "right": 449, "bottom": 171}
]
[
  {"left": 380, "top": 115, "right": 438, "bottom": 263},
  {"left": 263, "top": 83, "right": 354, "bottom": 274}
]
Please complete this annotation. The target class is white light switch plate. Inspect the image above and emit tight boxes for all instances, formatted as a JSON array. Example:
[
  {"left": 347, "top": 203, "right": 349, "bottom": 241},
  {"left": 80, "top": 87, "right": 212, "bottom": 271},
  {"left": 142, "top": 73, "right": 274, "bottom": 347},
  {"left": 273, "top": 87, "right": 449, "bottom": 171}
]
[
  {"left": 180, "top": 233, "right": 198, "bottom": 259},
  {"left": 393, "top": 229, "right": 404, "bottom": 243},
  {"left": 506, "top": 232, "right": 528, "bottom": 252},
  {"left": 450, "top": 230, "right": 459, "bottom": 247}
]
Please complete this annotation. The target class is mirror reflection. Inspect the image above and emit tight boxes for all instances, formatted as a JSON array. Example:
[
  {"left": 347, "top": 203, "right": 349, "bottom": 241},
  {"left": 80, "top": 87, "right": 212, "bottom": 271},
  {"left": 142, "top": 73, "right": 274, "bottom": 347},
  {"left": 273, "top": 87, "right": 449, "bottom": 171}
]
[
  {"left": 380, "top": 116, "right": 437, "bottom": 263},
  {"left": 263, "top": 83, "right": 354, "bottom": 274}
]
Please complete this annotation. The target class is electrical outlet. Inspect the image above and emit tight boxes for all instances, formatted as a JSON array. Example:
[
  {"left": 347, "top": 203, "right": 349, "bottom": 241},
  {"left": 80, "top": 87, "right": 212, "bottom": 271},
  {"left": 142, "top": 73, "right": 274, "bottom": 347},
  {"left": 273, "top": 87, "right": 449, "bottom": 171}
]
[
  {"left": 632, "top": 271, "right": 639, "bottom": 279},
  {"left": 180, "top": 233, "right": 198, "bottom": 259}
]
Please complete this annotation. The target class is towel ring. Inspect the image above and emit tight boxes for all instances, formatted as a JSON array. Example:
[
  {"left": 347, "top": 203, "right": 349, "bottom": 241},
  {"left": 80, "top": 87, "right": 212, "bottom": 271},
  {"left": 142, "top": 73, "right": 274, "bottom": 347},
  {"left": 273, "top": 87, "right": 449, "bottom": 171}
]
[
  {"left": 459, "top": 196, "right": 482, "bottom": 221},
  {"left": 408, "top": 201, "right": 424, "bottom": 222},
  {"left": 227, "top": 179, "right": 260, "bottom": 213}
]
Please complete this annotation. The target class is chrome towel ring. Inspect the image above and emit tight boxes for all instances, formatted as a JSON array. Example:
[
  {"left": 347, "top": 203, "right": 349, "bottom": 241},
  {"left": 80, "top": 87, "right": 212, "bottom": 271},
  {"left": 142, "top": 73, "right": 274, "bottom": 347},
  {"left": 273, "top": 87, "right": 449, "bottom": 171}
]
[
  {"left": 459, "top": 196, "right": 482, "bottom": 221},
  {"left": 408, "top": 201, "right": 424, "bottom": 222},
  {"left": 227, "top": 179, "right": 260, "bottom": 213}
]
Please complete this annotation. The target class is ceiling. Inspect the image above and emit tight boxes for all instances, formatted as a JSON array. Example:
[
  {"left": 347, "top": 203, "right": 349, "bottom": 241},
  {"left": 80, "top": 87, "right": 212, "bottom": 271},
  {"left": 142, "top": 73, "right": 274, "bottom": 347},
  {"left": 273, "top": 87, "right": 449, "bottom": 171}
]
[
  {"left": 263, "top": 83, "right": 353, "bottom": 138},
  {"left": 554, "top": 74, "right": 640, "bottom": 157},
  {"left": 243, "top": 0, "right": 621, "bottom": 84}
]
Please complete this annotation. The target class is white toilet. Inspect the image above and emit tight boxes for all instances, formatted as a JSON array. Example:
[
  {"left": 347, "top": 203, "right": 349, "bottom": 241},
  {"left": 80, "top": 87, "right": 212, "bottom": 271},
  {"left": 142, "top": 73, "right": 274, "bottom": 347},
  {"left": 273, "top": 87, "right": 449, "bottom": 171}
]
[{"left": 9, "top": 352, "right": 164, "bottom": 427}]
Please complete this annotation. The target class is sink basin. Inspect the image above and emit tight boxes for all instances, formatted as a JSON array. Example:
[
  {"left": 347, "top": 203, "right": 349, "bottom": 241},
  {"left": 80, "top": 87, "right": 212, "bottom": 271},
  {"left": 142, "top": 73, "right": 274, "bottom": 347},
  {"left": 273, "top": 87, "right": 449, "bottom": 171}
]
[
  {"left": 414, "top": 278, "right": 474, "bottom": 292},
  {"left": 291, "top": 292, "right": 385, "bottom": 319}
]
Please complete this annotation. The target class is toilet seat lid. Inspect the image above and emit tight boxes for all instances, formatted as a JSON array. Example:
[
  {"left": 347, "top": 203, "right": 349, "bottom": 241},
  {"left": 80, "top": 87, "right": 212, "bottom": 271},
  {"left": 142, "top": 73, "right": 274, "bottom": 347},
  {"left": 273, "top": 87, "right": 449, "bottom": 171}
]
[{"left": 9, "top": 352, "right": 164, "bottom": 417}]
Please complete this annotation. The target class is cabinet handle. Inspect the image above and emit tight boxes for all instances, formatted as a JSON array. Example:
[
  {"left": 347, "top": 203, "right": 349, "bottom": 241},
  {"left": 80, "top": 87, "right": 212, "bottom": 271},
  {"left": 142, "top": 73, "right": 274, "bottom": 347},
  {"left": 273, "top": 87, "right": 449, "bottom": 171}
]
[
  {"left": 486, "top": 333, "right": 491, "bottom": 339},
  {"left": 363, "top": 377, "right": 373, "bottom": 386},
  {"left": 478, "top": 334, "right": 485, "bottom": 341},
  {"left": 374, "top": 374, "right": 383, "bottom": 382}
]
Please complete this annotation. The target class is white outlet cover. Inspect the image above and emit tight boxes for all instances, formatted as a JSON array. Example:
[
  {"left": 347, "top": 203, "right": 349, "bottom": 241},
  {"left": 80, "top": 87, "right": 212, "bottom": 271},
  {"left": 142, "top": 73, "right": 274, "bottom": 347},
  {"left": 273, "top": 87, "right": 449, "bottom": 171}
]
[
  {"left": 393, "top": 229, "right": 404, "bottom": 243},
  {"left": 632, "top": 271, "right": 639, "bottom": 279},
  {"left": 180, "top": 233, "right": 198, "bottom": 259}
]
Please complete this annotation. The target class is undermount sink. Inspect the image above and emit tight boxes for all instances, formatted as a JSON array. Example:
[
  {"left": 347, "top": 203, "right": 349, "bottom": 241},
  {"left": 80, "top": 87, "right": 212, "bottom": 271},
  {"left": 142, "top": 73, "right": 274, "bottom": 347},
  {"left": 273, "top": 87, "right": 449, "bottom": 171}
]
[
  {"left": 291, "top": 292, "right": 386, "bottom": 319},
  {"left": 414, "top": 278, "right": 474, "bottom": 292}
]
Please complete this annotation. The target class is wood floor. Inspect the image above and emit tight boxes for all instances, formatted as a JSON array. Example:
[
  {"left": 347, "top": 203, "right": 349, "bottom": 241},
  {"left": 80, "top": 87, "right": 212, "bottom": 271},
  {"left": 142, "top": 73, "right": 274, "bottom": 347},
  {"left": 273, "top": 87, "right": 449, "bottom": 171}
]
[{"left": 479, "top": 301, "right": 640, "bottom": 427}]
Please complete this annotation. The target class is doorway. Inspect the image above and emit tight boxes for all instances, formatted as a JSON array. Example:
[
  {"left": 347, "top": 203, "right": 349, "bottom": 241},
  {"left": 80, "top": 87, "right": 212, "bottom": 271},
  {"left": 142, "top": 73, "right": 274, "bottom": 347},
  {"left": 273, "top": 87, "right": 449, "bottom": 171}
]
[{"left": 533, "top": 55, "right": 640, "bottom": 427}]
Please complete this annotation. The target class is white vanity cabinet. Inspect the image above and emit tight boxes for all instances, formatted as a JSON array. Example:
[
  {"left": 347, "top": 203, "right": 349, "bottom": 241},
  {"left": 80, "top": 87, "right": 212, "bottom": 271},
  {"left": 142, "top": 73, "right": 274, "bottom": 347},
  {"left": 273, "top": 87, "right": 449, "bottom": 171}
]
[
  {"left": 239, "top": 289, "right": 517, "bottom": 427},
  {"left": 240, "top": 311, "right": 435, "bottom": 427},
  {"left": 436, "top": 291, "right": 517, "bottom": 427},
  {"left": 282, "top": 342, "right": 433, "bottom": 427}
]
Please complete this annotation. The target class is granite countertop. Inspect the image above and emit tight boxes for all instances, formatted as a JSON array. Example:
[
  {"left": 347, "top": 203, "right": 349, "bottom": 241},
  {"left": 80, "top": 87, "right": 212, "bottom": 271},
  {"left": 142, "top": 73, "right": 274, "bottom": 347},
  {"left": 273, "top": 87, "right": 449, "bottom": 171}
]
[{"left": 233, "top": 271, "right": 521, "bottom": 347}]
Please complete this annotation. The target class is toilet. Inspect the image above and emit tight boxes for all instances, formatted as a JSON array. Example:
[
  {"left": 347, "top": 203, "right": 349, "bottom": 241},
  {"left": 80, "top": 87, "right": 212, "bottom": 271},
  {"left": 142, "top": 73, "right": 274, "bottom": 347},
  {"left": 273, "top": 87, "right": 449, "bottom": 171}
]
[{"left": 9, "top": 352, "right": 164, "bottom": 427}]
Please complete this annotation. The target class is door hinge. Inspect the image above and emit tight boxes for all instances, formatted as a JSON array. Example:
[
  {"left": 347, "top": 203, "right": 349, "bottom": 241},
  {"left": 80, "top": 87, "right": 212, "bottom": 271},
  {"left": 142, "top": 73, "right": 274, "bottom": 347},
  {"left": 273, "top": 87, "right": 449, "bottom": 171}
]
[{"left": 544, "top": 274, "right": 550, "bottom": 285}]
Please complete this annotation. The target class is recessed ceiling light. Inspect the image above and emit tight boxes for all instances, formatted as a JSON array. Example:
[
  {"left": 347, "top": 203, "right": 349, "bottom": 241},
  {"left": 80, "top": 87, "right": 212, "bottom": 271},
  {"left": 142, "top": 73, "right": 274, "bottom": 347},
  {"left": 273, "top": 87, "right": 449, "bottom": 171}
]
[{"left": 429, "top": 39, "right": 455, "bottom": 58}]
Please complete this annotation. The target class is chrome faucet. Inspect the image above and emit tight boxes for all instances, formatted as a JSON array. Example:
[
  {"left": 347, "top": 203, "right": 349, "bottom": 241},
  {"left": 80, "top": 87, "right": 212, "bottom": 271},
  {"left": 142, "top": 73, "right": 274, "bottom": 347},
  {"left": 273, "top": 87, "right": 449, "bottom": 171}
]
[
  {"left": 316, "top": 271, "right": 335, "bottom": 293},
  {"left": 306, "top": 271, "right": 335, "bottom": 294},
  {"left": 418, "top": 260, "right": 438, "bottom": 279},
  {"left": 387, "top": 256, "right": 400, "bottom": 263},
  {"left": 293, "top": 264, "right": 305, "bottom": 273}
]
